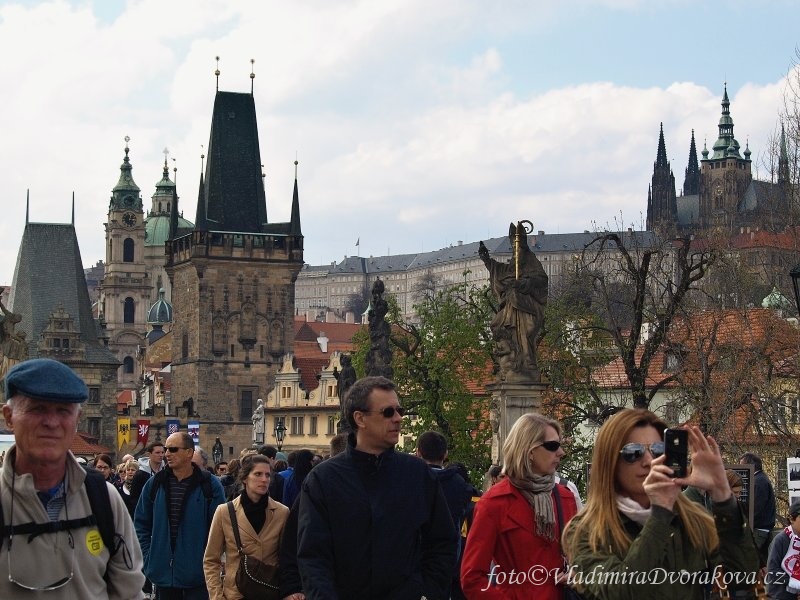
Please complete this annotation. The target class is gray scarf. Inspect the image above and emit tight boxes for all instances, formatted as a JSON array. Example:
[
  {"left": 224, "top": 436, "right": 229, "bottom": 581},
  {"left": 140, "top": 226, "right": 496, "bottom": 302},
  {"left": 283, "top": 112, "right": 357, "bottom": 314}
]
[{"left": 508, "top": 473, "right": 556, "bottom": 541}]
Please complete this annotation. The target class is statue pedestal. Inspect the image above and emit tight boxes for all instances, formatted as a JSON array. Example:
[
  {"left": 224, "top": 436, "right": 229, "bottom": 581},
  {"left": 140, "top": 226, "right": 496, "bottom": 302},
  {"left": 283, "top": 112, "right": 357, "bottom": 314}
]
[{"left": 487, "top": 381, "right": 548, "bottom": 464}]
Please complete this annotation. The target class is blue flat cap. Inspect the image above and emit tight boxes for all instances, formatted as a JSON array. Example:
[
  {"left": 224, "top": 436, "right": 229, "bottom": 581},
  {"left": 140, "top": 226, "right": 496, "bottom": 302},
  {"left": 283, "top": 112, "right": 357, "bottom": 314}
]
[{"left": 4, "top": 358, "right": 88, "bottom": 403}]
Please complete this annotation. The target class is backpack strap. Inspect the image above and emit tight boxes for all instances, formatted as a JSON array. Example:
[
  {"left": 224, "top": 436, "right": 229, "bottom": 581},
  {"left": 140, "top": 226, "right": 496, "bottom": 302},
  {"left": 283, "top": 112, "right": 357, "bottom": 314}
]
[
  {"left": 0, "top": 466, "right": 116, "bottom": 556},
  {"left": 83, "top": 467, "right": 117, "bottom": 556}
]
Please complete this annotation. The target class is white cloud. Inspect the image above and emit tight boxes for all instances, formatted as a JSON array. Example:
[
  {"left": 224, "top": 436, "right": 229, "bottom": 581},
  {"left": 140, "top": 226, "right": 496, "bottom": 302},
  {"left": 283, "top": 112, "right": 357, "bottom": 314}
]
[{"left": 0, "top": 0, "right": 791, "bottom": 285}]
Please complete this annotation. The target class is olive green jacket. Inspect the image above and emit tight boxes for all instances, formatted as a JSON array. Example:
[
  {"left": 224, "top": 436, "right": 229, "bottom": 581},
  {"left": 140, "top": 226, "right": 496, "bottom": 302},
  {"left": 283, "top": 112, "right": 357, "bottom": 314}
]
[{"left": 568, "top": 497, "right": 759, "bottom": 600}]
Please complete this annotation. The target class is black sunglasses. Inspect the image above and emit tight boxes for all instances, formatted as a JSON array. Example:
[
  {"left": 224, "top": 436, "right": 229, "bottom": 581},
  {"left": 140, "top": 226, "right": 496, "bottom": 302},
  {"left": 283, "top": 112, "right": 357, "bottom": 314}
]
[
  {"left": 361, "top": 406, "right": 406, "bottom": 418},
  {"left": 165, "top": 446, "right": 190, "bottom": 453},
  {"left": 619, "top": 442, "right": 665, "bottom": 463},
  {"left": 536, "top": 440, "right": 561, "bottom": 452}
]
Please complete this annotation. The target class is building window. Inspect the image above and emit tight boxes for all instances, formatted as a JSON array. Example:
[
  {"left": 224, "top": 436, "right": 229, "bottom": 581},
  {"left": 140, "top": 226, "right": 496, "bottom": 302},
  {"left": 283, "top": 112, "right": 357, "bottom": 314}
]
[
  {"left": 87, "top": 387, "right": 100, "bottom": 404},
  {"left": 123, "top": 356, "right": 134, "bottom": 374},
  {"left": 281, "top": 386, "right": 291, "bottom": 399},
  {"left": 291, "top": 416, "right": 304, "bottom": 435},
  {"left": 124, "top": 297, "right": 135, "bottom": 323},
  {"left": 87, "top": 418, "right": 101, "bottom": 438},
  {"left": 327, "top": 415, "right": 336, "bottom": 435},
  {"left": 123, "top": 238, "right": 134, "bottom": 262},
  {"left": 327, "top": 383, "right": 337, "bottom": 399},
  {"left": 240, "top": 389, "right": 255, "bottom": 421},
  {"left": 310, "top": 416, "right": 318, "bottom": 435}
]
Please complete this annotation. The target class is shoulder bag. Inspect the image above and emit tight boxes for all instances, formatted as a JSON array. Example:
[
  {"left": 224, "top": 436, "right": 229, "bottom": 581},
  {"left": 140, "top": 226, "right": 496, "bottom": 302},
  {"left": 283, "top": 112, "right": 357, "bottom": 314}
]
[{"left": 226, "top": 501, "right": 281, "bottom": 600}]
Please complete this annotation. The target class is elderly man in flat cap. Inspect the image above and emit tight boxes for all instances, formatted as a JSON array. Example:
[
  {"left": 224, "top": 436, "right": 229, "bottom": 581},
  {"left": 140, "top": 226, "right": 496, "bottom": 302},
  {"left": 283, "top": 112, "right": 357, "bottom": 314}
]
[{"left": 0, "top": 358, "right": 144, "bottom": 599}]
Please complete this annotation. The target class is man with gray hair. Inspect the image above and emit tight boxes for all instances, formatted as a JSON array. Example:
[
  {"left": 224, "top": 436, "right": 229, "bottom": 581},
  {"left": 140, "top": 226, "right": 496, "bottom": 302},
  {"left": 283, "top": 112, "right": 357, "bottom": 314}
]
[
  {"left": 298, "top": 376, "right": 457, "bottom": 599},
  {"left": 0, "top": 358, "right": 144, "bottom": 598}
]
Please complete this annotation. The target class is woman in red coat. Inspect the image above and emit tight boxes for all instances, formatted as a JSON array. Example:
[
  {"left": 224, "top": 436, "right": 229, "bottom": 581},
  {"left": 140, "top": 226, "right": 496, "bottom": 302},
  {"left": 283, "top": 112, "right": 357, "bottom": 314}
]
[{"left": 461, "top": 412, "right": 578, "bottom": 599}]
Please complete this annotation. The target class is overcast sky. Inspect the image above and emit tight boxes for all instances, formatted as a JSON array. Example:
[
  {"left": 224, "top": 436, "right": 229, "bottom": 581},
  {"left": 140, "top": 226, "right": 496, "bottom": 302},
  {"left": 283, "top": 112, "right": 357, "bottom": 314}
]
[{"left": 0, "top": 0, "right": 797, "bottom": 286}]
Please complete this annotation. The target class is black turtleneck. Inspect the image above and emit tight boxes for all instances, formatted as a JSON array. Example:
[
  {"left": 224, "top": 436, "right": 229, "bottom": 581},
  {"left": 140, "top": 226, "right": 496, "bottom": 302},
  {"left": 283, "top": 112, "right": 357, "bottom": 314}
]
[{"left": 240, "top": 491, "right": 269, "bottom": 533}]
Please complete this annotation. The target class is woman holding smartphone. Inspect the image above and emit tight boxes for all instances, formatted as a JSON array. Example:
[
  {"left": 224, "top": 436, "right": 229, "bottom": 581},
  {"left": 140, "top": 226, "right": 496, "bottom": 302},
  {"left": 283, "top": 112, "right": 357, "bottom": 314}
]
[{"left": 562, "top": 409, "right": 759, "bottom": 600}]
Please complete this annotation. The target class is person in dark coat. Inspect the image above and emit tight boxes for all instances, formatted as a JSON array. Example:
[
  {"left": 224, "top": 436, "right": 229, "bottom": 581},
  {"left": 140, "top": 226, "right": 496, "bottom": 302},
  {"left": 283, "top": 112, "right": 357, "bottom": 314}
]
[
  {"left": 297, "top": 376, "right": 458, "bottom": 599},
  {"left": 416, "top": 432, "right": 476, "bottom": 600},
  {"left": 766, "top": 500, "right": 800, "bottom": 599}
]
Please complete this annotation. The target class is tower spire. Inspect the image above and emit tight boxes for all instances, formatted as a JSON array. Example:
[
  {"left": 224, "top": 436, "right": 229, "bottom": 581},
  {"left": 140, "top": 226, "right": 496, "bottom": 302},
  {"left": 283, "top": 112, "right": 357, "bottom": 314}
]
[
  {"left": 290, "top": 159, "right": 302, "bottom": 236},
  {"left": 215, "top": 56, "right": 220, "bottom": 92},
  {"left": 250, "top": 58, "right": 255, "bottom": 95},
  {"left": 655, "top": 123, "right": 668, "bottom": 169},
  {"left": 72, "top": 191, "right": 75, "bottom": 225},
  {"left": 25, "top": 189, "right": 29, "bottom": 224},
  {"left": 684, "top": 129, "right": 700, "bottom": 195},
  {"left": 779, "top": 122, "right": 790, "bottom": 185},
  {"left": 711, "top": 83, "right": 741, "bottom": 159}
]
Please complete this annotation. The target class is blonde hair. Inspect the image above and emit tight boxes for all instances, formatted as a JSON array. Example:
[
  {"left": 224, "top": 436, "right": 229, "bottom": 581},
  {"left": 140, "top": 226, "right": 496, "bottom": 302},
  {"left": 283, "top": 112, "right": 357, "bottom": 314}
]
[
  {"left": 502, "top": 413, "right": 562, "bottom": 480},
  {"left": 563, "top": 408, "right": 718, "bottom": 558}
]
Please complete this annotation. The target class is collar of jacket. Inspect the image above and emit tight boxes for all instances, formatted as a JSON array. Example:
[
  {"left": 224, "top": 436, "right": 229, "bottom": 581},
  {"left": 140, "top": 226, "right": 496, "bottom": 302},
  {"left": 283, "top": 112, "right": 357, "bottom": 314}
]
[
  {"left": 345, "top": 437, "right": 396, "bottom": 474},
  {"left": 154, "top": 463, "right": 205, "bottom": 488}
]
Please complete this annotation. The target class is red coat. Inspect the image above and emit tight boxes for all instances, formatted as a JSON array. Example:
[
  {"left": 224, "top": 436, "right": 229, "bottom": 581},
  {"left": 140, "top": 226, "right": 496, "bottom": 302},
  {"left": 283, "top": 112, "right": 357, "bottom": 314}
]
[{"left": 460, "top": 478, "right": 578, "bottom": 600}]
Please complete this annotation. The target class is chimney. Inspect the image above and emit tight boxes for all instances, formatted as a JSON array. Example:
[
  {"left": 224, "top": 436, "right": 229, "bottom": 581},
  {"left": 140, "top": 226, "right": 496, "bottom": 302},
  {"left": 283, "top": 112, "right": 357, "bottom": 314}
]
[
  {"left": 345, "top": 311, "right": 355, "bottom": 323},
  {"left": 317, "top": 333, "right": 329, "bottom": 353}
]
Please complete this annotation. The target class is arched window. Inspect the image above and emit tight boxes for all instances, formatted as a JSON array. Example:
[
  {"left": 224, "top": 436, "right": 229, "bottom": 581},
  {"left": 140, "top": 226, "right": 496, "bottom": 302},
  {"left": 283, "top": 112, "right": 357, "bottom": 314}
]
[
  {"left": 123, "top": 238, "right": 134, "bottom": 263},
  {"left": 123, "top": 356, "right": 134, "bottom": 374},
  {"left": 124, "top": 297, "right": 135, "bottom": 323}
]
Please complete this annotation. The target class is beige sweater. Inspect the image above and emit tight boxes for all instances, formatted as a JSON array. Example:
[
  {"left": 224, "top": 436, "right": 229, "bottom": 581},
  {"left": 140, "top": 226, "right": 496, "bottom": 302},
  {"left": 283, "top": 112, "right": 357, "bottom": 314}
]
[{"left": 0, "top": 446, "right": 145, "bottom": 599}]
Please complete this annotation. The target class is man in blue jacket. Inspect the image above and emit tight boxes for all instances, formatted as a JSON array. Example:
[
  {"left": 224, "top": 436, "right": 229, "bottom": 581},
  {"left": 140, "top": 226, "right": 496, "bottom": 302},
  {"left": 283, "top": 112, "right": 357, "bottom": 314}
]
[
  {"left": 135, "top": 431, "right": 225, "bottom": 599},
  {"left": 298, "top": 376, "right": 458, "bottom": 599}
]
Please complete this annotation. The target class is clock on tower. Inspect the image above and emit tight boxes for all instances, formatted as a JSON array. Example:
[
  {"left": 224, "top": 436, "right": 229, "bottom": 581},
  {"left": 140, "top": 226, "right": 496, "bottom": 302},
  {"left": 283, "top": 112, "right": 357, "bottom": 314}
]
[{"left": 122, "top": 212, "right": 137, "bottom": 228}]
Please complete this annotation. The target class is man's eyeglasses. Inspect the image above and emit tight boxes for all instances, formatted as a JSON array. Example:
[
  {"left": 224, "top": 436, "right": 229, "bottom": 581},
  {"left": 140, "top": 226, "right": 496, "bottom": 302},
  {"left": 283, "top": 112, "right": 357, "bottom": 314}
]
[
  {"left": 619, "top": 442, "right": 665, "bottom": 463},
  {"left": 360, "top": 406, "right": 406, "bottom": 418},
  {"left": 535, "top": 440, "right": 562, "bottom": 452},
  {"left": 165, "top": 446, "right": 190, "bottom": 453},
  {"left": 8, "top": 530, "right": 75, "bottom": 591}
]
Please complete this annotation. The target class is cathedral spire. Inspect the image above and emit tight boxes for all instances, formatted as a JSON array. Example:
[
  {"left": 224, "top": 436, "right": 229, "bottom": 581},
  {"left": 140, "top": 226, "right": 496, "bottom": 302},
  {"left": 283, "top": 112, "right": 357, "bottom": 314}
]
[
  {"left": 647, "top": 123, "right": 677, "bottom": 232},
  {"left": 655, "top": 123, "right": 669, "bottom": 169},
  {"left": 711, "top": 84, "right": 741, "bottom": 159},
  {"left": 684, "top": 129, "right": 700, "bottom": 195}
]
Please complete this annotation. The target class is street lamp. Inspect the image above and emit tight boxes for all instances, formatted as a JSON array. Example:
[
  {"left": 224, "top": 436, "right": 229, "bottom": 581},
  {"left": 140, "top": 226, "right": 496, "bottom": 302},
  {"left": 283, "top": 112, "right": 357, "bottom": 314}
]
[
  {"left": 791, "top": 265, "right": 800, "bottom": 315},
  {"left": 274, "top": 420, "right": 287, "bottom": 452}
]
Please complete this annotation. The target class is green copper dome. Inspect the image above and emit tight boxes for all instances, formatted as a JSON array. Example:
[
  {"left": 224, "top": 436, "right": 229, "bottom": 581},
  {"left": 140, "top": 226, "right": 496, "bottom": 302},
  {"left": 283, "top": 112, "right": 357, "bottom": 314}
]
[
  {"left": 145, "top": 214, "right": 194, "bottom": 247},
  {"left": 147, "top": 288, "right": 173, "bottom": 325}
]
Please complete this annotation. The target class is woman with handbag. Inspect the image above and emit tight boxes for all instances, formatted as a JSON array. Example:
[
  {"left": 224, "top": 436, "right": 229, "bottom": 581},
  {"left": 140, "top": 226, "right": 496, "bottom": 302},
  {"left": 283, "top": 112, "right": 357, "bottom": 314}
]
[
  {"left": 562, "top": 409, "right": 760, "bottom": 600},
  {"left": 460, "top": 412, "right": 578, "bottom": 599},
  {"left": 203, "top": 454, "right": 290, "bottom": 600}
]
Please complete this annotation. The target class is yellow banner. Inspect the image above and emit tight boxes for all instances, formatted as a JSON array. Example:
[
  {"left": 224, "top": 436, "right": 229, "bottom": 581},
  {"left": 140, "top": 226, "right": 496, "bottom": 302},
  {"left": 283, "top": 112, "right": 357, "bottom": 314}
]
[{"left": 117, "top": 417, "right": 131, "bottom": 450}]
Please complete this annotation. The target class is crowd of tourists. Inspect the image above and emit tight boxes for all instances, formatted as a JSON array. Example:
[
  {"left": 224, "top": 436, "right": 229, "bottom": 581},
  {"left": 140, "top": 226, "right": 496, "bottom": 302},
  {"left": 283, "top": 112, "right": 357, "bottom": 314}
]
[{"left": 0, "top": 357, "right": 793, "bottom": 599}]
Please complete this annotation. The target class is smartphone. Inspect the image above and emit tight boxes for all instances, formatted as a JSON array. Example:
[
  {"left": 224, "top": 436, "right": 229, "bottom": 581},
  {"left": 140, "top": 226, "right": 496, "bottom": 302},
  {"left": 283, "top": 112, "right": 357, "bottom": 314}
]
[{"left": 664, "top": 428, "right": 688, "bottom": 478}]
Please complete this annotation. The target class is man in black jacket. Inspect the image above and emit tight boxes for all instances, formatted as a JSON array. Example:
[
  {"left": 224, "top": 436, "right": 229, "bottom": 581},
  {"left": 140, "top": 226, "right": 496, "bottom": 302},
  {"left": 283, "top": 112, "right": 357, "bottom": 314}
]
[
  {"left": 297, "top": 376, "right": 458, "bottom": 600},
  {"left": 741, "top": 452, "right": 777, "bottom": 565}
]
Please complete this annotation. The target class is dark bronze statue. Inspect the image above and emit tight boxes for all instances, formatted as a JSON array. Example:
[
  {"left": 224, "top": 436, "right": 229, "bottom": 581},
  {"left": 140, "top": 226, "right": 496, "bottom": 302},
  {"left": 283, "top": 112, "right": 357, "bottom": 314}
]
[
  {"left": 365, "top": 278, "right": 393, "bottom": 380},
  {"left": 333, "top": 353, "right": 357, "bottom": 433},
  {"left": 479, "top": 221, "right": 548, "bottom": 383}
]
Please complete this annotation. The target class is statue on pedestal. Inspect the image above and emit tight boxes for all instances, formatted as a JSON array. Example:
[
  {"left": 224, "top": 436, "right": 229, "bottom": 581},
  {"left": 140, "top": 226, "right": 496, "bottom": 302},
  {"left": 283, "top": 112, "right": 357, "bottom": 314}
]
[
  {"left": 479, "top": 221, "right": 548, "bottom": 383},
  {"left": 212, "top": 437, "right": 224, "bottom": 465},
  {"left": 334, "top": 354, "right": 357, "bottom": 433},
  {"left": 251, "top": 398, "right": 265, "bottom": 445},
  {"left": 365, "top": 278, "right": 393, "bottom": 380}
]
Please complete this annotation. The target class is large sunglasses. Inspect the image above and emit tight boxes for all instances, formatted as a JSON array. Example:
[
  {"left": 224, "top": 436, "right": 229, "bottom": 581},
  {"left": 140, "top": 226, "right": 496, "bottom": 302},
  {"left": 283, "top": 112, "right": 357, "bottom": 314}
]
[
  {"left": 361, "top": 406, "right": 406, "bottom": 418},
  {"left": 535, "top": 441, "right": 562, "bottom": 452},
  {"left": 619, "top": 442, "right": 665, "bottom": 463},
  {"left": 165, "top": 446, "right": 191, "bottom": 453}
]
